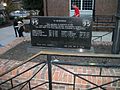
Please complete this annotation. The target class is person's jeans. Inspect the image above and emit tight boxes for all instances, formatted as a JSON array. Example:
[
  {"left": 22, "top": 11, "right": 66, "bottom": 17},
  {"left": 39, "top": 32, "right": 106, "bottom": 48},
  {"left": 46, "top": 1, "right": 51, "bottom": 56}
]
[{"left": 14, "top": 27, "right": 18, "bottom": 37}]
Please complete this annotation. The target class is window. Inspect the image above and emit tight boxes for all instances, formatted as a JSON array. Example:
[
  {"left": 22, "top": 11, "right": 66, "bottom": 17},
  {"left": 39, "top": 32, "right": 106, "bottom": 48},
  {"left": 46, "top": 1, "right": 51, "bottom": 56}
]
[
  {"left": 71, "top": 0, "right": 81, "bottom": 10},
  {"left": 71, "top": 0, "right": 93, "bottom": 10},
  {"left": 82, "top": 0, "right": 92, "bottom": 10}
]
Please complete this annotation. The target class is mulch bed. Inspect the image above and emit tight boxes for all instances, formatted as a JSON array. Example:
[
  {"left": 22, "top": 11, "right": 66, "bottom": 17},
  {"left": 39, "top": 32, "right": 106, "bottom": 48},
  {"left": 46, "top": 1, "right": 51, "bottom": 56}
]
[
  {"left": 0, "top": 41, "right": 112, "bottom": 61},
  {"left": 0, "top": 20, "right": 13, "bottom": 29},
  {"left": 0, "top": 40, "right": 120, "bottom": 68}
]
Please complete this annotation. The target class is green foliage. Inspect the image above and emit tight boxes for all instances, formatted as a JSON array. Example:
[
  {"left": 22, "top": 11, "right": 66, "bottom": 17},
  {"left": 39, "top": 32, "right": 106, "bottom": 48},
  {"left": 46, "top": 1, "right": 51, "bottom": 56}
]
[
  {"left": 6, "top": 3, "right": 17, "bottom": 13},
  {"left": 2, "top": 0, "right": 18, "bottom": 13},
  {"left": 22, "top": 0, "right": 43, "bottom": 10}
]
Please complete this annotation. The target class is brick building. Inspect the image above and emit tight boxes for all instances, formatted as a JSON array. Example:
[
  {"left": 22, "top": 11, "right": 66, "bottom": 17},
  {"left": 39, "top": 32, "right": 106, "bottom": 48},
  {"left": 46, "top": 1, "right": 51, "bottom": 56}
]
[{"left": 44, "top": 0, "right": 118, "bottom": 16}]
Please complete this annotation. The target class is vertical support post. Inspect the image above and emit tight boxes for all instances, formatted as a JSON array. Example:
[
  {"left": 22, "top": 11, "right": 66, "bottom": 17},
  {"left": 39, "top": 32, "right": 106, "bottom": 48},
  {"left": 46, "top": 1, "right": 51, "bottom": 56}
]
[
  {"left": 47, "top": 55, "right": 52, "bottom": 90},
  {"left": 43, "top": 0, "right": 48, "bottom": 16},
  {"left": 73, "top": 75, "right": 76, "bottom": 90},
  {"left": 112, "top": 19, "right": 120, "bottom": 54},
  {"left": 93, "top": 0, "right": 96, "bottom": 21},
  {"left": 112, "top": 0, "right": 120, "bottom": 54},
  {"left": 10, "top": 79, "right": 13, "bottom": 88},
  {"left": 46, "top": 0, "right": 48, "bottom": 16},
  {"left": 29, "top": 82, "right": 31, "bottom": 90},
  {"left": 99, "top": 67, "right": 102, "bottom": 76}
]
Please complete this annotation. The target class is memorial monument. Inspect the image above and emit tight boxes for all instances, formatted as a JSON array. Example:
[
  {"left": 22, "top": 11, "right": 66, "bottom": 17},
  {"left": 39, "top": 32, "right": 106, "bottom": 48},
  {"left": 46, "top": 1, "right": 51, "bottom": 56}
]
[{"left": 31, "top": 16, "right": 92, "bottom": 49}]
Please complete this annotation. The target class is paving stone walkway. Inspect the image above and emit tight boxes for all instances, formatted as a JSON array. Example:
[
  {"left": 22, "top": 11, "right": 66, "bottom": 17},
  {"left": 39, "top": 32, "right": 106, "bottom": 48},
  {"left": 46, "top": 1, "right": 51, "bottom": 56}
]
[{"left": 0, "top": 58, "right": 120, "bottom": 90}]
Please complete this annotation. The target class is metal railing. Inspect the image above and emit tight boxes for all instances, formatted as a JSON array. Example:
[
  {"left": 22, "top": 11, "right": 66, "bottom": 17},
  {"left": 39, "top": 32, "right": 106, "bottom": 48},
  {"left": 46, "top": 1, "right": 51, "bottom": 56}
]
[
  {"left": 0, "top": 50, "right": 120, "bottom": 90},
  {"left": 92, "top": 15, "right": 116, "bottom": 42},
  {"left": 92, "top": 31, "right": 112, "bottom": 41}
]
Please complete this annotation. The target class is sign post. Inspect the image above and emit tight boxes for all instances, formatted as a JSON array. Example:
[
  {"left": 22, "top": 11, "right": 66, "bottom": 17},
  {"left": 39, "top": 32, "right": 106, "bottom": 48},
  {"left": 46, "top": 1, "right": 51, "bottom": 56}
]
[{"left": 31, "top": 16, "right": 92, "bottom": 49}]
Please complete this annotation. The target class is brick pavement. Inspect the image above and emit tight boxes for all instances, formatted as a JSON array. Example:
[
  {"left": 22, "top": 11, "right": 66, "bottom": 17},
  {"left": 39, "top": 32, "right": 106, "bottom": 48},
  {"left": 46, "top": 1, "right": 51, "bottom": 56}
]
[
  {"left": 0, "top": 58, "right": 120, "bottom": 90},
  {"left": 0, "top": 38, "right": 120, "bottom": 90}
]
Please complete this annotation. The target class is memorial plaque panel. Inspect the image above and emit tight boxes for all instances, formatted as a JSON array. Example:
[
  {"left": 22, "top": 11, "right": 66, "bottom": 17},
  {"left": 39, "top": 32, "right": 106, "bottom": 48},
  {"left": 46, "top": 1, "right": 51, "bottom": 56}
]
[{"left": 31, "top": 16, "right": 92, "bottom": 49}]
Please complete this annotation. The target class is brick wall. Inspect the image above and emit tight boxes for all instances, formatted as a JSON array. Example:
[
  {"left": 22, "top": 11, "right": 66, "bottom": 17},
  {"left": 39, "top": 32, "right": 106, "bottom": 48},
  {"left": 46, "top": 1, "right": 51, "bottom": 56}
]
[
  {"left": 44, "top": 0, "right": 117, "bottom": 16},
  {"left": 44, "top": 0, "right": 69, "bottom": 16},
  {"left": 95, "top": 0, "right": 117, "bottom": 15}
]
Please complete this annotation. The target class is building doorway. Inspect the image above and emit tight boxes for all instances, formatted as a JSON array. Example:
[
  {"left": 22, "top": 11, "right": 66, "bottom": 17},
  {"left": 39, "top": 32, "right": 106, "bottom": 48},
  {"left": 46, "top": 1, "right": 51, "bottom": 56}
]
[{"left": 69, "top": 0, "right": 94, "bottom": 16}]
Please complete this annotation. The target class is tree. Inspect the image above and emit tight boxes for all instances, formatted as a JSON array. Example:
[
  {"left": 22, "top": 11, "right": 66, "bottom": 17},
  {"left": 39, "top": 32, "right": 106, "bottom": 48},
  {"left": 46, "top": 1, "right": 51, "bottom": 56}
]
[
  {"left": 22, "top": 0, "right": 44, "bottom": 15},
  {"left": 1, "top": 0, "right": 17, "bottom": 13}
]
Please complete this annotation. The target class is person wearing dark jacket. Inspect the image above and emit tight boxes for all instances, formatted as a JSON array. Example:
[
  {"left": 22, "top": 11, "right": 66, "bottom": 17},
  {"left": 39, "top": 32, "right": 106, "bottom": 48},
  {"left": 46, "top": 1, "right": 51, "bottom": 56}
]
[
  {"left": 18, "top": 21, "right": 24, "bottom": 37},
  {"left": 13, "top": 18, "right": 18, "bottom": 37}
]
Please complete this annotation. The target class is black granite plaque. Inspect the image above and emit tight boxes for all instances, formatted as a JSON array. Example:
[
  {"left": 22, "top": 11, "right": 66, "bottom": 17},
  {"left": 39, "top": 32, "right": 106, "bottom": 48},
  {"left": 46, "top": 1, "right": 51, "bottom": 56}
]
[{"left": 30, "top": 16, "right": 92, "bottom": 49}]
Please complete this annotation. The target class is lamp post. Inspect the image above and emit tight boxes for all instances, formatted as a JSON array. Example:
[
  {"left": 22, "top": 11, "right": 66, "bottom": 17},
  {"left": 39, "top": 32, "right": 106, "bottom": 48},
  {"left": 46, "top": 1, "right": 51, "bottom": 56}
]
[
  {"left": 1, "top": 2, "right": 8, "bottom": 22},
  {"left": 21, "top": 8, "right": 24, "bottom": 18},
  {"left": 3, "top": 3, "right": 7, "bottom": 7}
]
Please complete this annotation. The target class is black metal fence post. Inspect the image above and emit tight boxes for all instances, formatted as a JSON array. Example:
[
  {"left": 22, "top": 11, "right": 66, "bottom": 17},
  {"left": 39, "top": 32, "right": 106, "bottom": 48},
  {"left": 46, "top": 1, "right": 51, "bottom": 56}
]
[
  {"left": 112, "top": 0, "right": 120, "bottom": 54},
  {"left": 93, "top": 0, "right": 96, "bottom": 21},
  {"left": 47, "top": 55, "right": 52, "bottom": 90},
  {"left": 73, "top": 75, "right": 76, "bottom": 90},
  {"left": 46, "top": 0, "right": 48, "bottom": 16}
]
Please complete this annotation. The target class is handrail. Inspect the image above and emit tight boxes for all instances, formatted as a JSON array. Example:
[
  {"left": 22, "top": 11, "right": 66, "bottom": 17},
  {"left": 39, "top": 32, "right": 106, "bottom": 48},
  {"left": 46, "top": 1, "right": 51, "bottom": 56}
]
[
  {"left": 0, "top": 51, "right": 43, "bottom": 77},
  {"left": 92, "top": 31, "right": 112, "bottom": 41},
  {"left": 0, "top": 50, "right": 120, "bottom": 90},
  {"left": 0, "top": 50, "right": 120, "bottom": 78},
  {"left": 0, "top": 61, "right": 46, "bottom": 85},
  {"left": 40, "top": 51, "right": 120, "bottom": 59},
  {"left": 92, "top": 15, "right": 115, "bottom": 41},
  {"left": 92, "top": 36, "right": 102, "bottom": 41}
]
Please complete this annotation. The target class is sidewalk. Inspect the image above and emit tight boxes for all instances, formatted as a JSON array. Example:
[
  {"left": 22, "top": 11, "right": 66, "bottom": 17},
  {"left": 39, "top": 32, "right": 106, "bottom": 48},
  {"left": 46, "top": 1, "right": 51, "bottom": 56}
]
[{"left": 0, "top": 25, "right": 30, "bottom": 46}]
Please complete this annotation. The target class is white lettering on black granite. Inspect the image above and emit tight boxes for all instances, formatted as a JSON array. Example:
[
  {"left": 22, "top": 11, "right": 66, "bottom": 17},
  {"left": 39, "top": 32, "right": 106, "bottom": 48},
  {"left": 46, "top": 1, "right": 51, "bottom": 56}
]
[
  {"left": 49, "top": 30, "right": 58, "bottom": 37},
  {"left": 33, "top": 23, "right": 85, "bottom": 30},
  {"left": 32, "top": 30, "right": 47, "bottom": 37}
]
